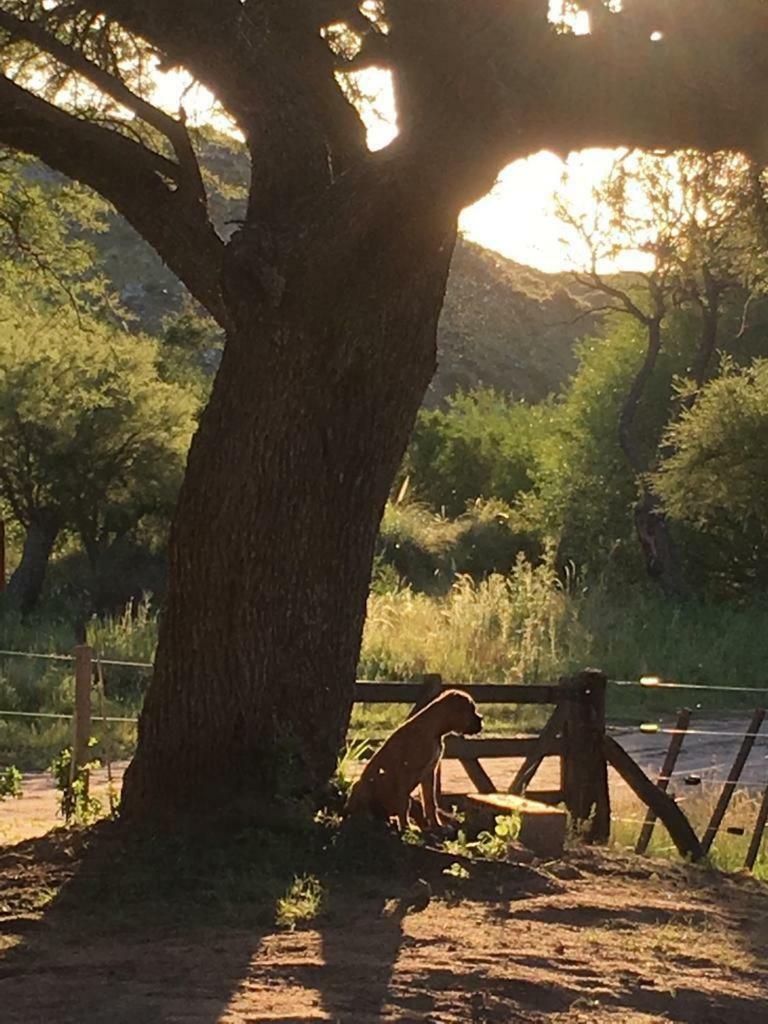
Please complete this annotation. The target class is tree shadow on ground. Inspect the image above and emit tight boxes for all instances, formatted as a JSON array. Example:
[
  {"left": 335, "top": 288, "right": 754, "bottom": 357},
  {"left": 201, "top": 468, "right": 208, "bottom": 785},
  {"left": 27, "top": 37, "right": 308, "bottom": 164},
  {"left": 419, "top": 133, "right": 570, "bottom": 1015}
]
[
  {"left": 0, "top": 817, "right": 559, "bottom": 1024},
  {"left": 412, "top": 963, "right": 768, "bottom": 1024},
  {"left": 0, "top": 821, "right": 277, "bottom": 1024},
  {"left": 9, "top": 818, "right": 761, "bottom": 1024},
  {"left": 305, "top": 826, "right": 559, "bottom": 1024}
]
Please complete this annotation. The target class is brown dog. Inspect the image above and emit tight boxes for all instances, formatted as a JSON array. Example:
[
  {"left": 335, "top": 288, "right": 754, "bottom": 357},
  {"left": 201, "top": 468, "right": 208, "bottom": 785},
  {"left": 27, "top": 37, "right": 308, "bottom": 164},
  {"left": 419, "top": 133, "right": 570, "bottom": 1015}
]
[{"left": 346, "top": 689, "right": 482, "bottom": 831}]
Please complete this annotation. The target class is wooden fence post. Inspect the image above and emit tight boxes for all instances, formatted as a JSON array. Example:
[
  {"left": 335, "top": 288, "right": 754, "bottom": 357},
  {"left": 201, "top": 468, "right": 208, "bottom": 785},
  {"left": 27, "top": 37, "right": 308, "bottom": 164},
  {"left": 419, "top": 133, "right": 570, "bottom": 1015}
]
[
  {"left": 412, "top": 673, "right": 443, "bottom": 715},
  {"left": 560, "top": 669, "right": 611, "bottom": 843},
  {"left": 745, "top": 779, "right": 768, "bottom": 872},
  {"left": 636, "top": 707, "right": 692, "bottom": 855},
  {"left": 604, "top": 734, "right": 702, "bottom": 860},
  {"left": 701, "top": 707, "right": 765, "bottom": 855},
  {"left": 70, "top": 644, "right": 93, "bottom": 795},
  {"left": 509, "top": 701, "right": 567, "bottom": 797}
]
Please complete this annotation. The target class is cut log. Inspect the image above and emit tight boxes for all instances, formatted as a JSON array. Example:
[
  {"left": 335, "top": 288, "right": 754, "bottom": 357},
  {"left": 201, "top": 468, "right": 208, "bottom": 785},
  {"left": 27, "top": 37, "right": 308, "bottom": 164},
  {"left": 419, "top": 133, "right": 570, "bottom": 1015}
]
[{"left": 464, "top": 792, "right": 567, "bottom": 859}]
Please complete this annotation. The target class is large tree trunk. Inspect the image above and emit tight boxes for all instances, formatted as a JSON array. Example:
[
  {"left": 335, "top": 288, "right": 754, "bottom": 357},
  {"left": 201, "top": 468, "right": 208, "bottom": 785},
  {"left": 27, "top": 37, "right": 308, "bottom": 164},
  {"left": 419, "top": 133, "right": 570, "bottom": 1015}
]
[
  {"left": 4, "top": 514, "right": 59, "bottom": 617},
  {"left": 121, "top": 205, "right": 457, "bottom": 823}
]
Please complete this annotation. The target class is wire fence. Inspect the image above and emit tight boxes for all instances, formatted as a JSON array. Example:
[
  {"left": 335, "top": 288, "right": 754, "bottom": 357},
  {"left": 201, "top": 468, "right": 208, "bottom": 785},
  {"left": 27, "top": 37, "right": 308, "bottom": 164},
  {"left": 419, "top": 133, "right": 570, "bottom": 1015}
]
[
  {"left": 0, "top": 645, "right": 766, "bottom": 748},
  {"left": 0, "top": 646, "right": 765, "bottom": 721},
  {"left": 0, "top": 649, "right": 152, "bottom": 669},
  {"left": 613, "top": 677, "right": 768, "bottom": 694},
  {"left": 0, "top": 647, "right": 766, "bottom": 687}
]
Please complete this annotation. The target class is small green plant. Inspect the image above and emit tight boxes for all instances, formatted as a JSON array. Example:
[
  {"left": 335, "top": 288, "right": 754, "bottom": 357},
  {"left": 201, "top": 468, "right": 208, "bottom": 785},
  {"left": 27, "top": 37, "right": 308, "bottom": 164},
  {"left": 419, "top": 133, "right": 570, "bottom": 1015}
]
[
  {"left": 49, "top": 740, "right": 103, "bottom": 823},
  {"left": 401, "top": 825, "right": 427, "bottom": 847},
  {"left": 0, "top": 765, "right": 22, "bottom": 800},
  {"left": 333, "top": 736, "right": 373, "bottom": 798},
  {"left": 443, "top": 813, "right": 522, "bottom": 862},
  {"left": 442, "top": 861, "right": 470, "bottom": 880},
  {"left": 275, "top": 874, "right": 325, "bottom": 930}
]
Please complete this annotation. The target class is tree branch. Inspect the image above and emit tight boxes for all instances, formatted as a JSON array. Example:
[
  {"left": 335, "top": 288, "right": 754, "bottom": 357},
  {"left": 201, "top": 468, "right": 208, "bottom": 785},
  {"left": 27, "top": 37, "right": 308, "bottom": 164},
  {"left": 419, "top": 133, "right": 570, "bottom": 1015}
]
[
  {"left": 65, "top": 0, "right": 369, "bottom": 214},
  {"left": 0, "top": 8, "right": 207, "bottom": 205},
  {"left": 0, "top": 74, "right": 227, "bottom": 325},
  {"left": 393, "top": 2, "right": 768, "bottom": 210},
  {"left": 534, "top": 28, "right": 768, "bottom": 159},
  {"left": 572, "top": 272, "right": 651, "bottom": 325}
]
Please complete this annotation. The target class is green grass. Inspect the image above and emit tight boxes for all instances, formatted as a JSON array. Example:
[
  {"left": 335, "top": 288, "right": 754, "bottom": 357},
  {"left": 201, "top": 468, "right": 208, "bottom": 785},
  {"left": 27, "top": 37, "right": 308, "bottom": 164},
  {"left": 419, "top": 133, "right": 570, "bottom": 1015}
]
[
  {"left": 275, "top": 874, "right": 326, "bottom": 929},
  {"left": 0, "top": 599, "right": 151, "bottom": 770},
  {"left": 362, "top": 568, "right": 768, "bottom": 717}
]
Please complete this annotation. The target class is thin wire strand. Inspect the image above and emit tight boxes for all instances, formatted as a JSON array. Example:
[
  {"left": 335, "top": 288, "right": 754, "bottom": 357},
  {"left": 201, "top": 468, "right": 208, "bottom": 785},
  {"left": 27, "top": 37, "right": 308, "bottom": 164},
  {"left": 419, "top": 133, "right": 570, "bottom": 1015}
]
[
  {"left": 635, "top": 727, "right": 768, "bottom": 739},
  {"left": 612, "top": 679, "right": 768, "bottom": 694},
  {"left": 0, "top": 649, "right": 152, "bottom": 669},
  {"left": 0, "top": 649, "right": 73, "bottom": 662},
  {"left": 0, "top": 709, "right": 137, "bottom": 723},
  {"left": 0, "top": 655, "right": 765, "bottom": 688}
]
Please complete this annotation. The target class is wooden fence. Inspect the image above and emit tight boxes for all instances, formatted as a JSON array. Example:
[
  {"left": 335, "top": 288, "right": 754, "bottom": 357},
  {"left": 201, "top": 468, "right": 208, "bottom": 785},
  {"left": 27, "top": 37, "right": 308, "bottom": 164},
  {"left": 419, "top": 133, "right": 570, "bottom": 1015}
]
[
  {"left": 356, "top": 668, "right": 612, "bottom": 844},
  {"left": 355, "top": 669, "right": 767, "bottom": 864}
]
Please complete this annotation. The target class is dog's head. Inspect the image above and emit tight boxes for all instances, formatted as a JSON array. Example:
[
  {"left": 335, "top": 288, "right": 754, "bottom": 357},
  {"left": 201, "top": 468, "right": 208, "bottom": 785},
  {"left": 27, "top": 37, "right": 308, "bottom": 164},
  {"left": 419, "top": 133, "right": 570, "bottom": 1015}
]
[{"left": 437, "top": 689, "right": 483, "bottom": 736}]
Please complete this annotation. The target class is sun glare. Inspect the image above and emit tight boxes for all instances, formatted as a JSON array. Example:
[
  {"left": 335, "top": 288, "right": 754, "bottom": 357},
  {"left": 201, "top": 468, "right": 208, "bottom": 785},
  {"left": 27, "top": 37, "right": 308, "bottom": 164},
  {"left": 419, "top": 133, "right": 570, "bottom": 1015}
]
[
  {"left": 460, "top": 150, "right": 652, "bottom": 274},
  {"left": 345, "top": 67, "right": 398, "bottom": 151},
  {"left": 548, "top": 1, "right": 592, "bottom": 35},
  {"left": 151, "top": 63, "right": 243, "bottom": 139}
]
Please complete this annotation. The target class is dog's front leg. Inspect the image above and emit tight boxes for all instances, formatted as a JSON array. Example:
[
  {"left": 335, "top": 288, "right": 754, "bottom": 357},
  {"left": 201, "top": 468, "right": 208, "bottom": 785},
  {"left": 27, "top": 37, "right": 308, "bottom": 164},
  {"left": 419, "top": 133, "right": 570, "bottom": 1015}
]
[{"left": 420, "top": 764, "right": 443, "bottom": 829}]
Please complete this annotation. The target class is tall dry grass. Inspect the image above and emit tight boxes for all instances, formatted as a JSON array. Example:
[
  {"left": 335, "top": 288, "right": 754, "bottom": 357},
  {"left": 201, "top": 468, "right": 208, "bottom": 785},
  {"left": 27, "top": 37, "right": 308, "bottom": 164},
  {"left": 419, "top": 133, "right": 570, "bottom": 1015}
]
[
  {"left": 362, "top": 550, "right": 581, "bottom": 683},
  {"left": 362, "top": 555, "right": 768, "bottom": 717}
]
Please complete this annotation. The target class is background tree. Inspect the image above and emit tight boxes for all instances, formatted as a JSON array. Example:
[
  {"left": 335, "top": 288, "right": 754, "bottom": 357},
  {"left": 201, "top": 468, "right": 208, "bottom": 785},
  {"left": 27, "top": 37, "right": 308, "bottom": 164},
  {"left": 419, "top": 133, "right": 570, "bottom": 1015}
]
[
  {"left": 0, "top": 150, "right": 111, "bottom": 308},
  {"left": 403, "top": 389, "right": 541, "bottom": 517},
  {"left": 556, "top": 150, "right": 768, "bottom": 594},
  {"left": 0, "top": 299, "right": 197, "bottom": 615},
  {"left": 1, "top": 1, "right": 768, "bottom": 821},
  {"left": 654, "top": 357, "right": 768, "bottom": 569}
]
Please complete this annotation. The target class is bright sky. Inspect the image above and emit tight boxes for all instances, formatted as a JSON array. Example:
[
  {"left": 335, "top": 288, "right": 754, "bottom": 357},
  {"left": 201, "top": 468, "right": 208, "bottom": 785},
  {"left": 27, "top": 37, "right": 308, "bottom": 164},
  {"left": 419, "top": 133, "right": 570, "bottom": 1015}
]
[{"left": 151, "top": 3, "right": 635, "bottom": 274}]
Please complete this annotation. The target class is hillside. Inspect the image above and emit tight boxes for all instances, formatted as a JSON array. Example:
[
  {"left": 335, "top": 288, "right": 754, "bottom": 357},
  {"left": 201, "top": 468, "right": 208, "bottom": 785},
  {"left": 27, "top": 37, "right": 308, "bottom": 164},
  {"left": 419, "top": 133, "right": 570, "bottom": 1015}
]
[{"left": 434, "top": 239, "right": 601, "bottom": 405}]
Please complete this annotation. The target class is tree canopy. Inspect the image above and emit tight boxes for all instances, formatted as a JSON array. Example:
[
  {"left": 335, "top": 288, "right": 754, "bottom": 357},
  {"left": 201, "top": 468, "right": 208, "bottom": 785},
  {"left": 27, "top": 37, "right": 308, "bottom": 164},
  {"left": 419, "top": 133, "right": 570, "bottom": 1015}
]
[
  {"left": 1, "top": 1, "right": 768, "bottom": 326},
  {"left": 655, "top": 357, "right": 768, "bottom": 536}
]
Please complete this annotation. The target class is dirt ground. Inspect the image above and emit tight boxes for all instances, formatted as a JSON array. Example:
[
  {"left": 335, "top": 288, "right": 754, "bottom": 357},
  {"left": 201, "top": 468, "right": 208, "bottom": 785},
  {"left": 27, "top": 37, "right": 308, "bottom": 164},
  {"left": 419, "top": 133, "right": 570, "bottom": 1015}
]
[
  {"left": 0, "top": 827, "right": 766, "bottom": 1023},
  {"left": 1, "top": 722, "right": 766, "bottom": 1022}
]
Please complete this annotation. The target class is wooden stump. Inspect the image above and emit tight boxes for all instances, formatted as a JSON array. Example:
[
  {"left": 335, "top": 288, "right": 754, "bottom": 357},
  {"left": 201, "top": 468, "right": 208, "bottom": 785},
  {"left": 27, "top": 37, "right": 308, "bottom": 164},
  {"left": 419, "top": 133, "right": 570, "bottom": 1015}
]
[{"left": 464, "top": 792, "right": 567, "bottom": 859}]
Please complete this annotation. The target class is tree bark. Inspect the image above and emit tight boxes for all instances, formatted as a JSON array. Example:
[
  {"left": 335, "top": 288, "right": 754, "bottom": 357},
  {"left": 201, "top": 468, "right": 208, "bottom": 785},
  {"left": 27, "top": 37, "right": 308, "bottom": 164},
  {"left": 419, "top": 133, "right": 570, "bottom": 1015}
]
[
  {"left": 618, "top": 318, "right": 686, "bottom": 598},
  {"left": 5, "top": 513, "right": 58, "bottom": 617},
  {"left": 121, "top": 205, "right": 457, "bottom": 823},
  {"left": 632, "top": 491, "right": 686, "bottom": 598}
]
